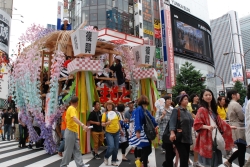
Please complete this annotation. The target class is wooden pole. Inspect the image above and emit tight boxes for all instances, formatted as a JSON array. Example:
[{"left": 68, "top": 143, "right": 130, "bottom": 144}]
[
  {"left": 40, "top": 50, "right": 45, "bottom": 94},
  {"left": 109, "top": 53, "right": 113, "bottom": 66}
]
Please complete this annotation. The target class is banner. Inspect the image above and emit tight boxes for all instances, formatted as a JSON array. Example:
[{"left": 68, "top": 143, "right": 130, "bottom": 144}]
[
  {"left": 0, "top": 9, "right": 11, "bottom": 55},
  {"left": 155, "top": 48, "right": 165, "bottom": 90},
  {"left": 0, "top": 63, "right": 9, "bottom": 99},
  {"left": 159, "top": 0, "right": 175, "bottom": 89},
  {"left": 246, "top": 69, "right": 250, "bottom": 79},
  {"left": 231, "top": 63, "right": 243, "bottom": 82}
]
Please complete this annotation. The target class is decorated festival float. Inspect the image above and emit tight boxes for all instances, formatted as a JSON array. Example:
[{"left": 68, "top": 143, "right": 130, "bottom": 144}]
[{"left": 9, "top": 23, "right": 160, "bottom": 154}]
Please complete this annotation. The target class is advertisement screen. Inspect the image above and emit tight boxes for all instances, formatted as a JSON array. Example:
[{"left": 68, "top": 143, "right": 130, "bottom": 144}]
[{"left": 171, "top": 6, "right": 214, "bottom": 65}]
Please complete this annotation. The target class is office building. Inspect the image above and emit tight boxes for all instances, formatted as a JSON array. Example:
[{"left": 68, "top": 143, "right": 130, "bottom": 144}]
[
  {"left": 68, "top": 0, "right": 216, "bottom": 93},
  {"left": 0, "top": 0, "right": 13, "bottom": 18},
  {"left": 240, "top": 15, "right": 250, "bottom": 69},
  {"left": 210, "top": 11, "right": 244, "bottom": 89}
]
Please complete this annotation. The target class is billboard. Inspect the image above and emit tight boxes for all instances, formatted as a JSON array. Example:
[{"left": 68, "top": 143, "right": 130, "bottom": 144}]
[
  {"left": 0, "top": 9, "right": 11, "bottom": 56},
  {"left": 171, "top": 6, "right": 214, "bottom": 66}
]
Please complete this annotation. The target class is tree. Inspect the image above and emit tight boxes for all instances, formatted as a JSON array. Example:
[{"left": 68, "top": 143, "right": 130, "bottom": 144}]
[
  {"left": 233, "top": 80, "right": 246, "bottom": 105},
  {"left": 172, "top": 62, "right": 206, "bottom": 101}
]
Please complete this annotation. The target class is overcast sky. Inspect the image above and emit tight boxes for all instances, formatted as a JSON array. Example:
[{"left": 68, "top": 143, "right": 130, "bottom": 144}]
[{"left": 9, "top": 0, "right": 250, "bottom": 57}]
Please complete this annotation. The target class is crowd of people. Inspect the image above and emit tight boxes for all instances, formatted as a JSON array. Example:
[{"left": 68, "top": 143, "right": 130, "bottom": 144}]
[{"left": 1, "top": 86, "right": 250, "bottom": 167}]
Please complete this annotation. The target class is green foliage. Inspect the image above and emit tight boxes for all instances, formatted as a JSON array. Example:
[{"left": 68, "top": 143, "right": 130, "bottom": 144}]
[
  {"left": 233, "top": 80, "right": 246, "bottom": 105},
  {"left": 172, "top": 62, "right": 206, "bottom": 101}
]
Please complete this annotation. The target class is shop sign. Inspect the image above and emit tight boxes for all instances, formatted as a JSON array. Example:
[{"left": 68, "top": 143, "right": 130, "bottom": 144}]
[
  {"left": 143, "top": 29, "right": 154, "bottom": 36},
  {"left": 0, "top": 63, "right": 8, "bottom": 99},
  {"left": 154, "top": 19, "right": 161, "bottom": 29}
]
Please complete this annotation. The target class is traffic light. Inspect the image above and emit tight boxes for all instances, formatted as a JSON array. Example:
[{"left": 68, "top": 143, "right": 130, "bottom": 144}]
[{"left": 219, "top": 91, "right": 225, "bottom": 97}]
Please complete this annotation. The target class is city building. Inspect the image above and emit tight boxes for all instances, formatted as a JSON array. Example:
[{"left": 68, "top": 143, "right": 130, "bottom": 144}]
[
  {"left": 68, "top": 0, "right": 216, "bottom": 93},
  {"left": 240, "top": 15, "right": 250, "bottom": 69},
  {"left": 210, "top": 11, "right": 244, "bottom": 92},
  {"left": 0, "top": 0, "right": 13, "bottom": 18}
]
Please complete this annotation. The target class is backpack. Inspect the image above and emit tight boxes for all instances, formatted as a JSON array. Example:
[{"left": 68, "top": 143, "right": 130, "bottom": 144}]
[{"left": 143, "top": 111, "right": 156, "bottom": 140}]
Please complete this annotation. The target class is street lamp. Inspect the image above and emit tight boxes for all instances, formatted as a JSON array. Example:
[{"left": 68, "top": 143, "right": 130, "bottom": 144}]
[
  {"left": 224, "top": 48, "right": 250, "bottom": 85},
  {"left": 12, "top": 14, "right": 24, "bottom": 18},
  {"left": 12, "top": 19, "right": 24, "bottom": 23}
]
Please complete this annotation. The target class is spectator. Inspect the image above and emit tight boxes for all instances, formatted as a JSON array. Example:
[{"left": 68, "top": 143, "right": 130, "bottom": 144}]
[
  {"left": 1, "top": 107, "right": 14, "bottom": 141},
  {"left": 217, "top": 96, "right": 228, "bottom": 120},
  {"left": 88, "top": 101, "right": 104, "bottom": 160},
  {"left": 13, "top": 107, "right": 19, "bottom": 141}
]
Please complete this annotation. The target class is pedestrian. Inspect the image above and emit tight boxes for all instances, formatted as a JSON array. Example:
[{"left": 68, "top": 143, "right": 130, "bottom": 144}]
[
  {"left": 244, "top": 84, "right": 250, "bottom": 167},
  {"left": 129, "top": 95, "right": 158, "bottom": 167},
  {"left": 60, "top": 18, "right": 71, "bottom": 30},
  {"left": 58, "top": 108, "right": 67, "bottom": 157},
  {"left": 188, "top": 93, "right": 203, "bottom": 167},
  {"left": 217, "top": 96, "right": 228, "bottom": 120},
  {"left": 156, "top": 96, "right": 177, "bottom": 167},
  {"left": 102, "top": 100, "right": 123, "bottom": 166},
  {"left": 117, "top": 104, "right": 130, "bottom": 162},
  {"left": 60, "top": 97, "right": 90, "bottom": 167},
  {"left": 88, "top": 101, "right": 104, "bottom": 160},
  {"left": 1, "top": 107, "right": 14, "bottom": 141},
  {"left": 224, "top": 89, "right": 246, "bottom": 167},
  {"left": 1, "top": 109, "right": 6, "bottom": 140},
  {"left": 169, "top": 94, "right": 193, "bottom": 167},
  {"left": 13, "top": 107, "right": 19, "bottom": 141},
  {"left": 194, "top": 89, "right": 234, "bottom": 167},
  {"left": 18, "top": 110, "right": 28, "bottom": 148},
  {"left": 124, "top": 101, "right": 135, "bottom": 154}
]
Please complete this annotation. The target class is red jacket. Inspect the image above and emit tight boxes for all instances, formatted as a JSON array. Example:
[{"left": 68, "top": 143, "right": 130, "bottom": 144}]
[{"left": 194, "top": 107, "right": 234, "bottom": 158}]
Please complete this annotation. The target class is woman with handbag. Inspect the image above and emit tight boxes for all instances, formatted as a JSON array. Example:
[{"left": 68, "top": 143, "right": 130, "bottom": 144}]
[
  {"left": 169, "top": 94, "right": 193, "bottom": 167},
  {"left": 129, "top": 95, "right": 158, "bottom": 167},
  {"left": 194, "top": 89, "right": 234, "bottom": 167},
  {"left": 224, "top": 90, "right": 246, "bottom": 167}
]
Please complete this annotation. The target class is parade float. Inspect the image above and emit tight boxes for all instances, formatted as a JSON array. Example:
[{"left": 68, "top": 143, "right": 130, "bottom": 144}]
[{"left": 9, "top": 23, "right": 160, "bottom": 154}]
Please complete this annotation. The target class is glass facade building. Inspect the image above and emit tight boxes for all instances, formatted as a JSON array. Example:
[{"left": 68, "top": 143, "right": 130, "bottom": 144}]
[{"left": 240, "top": 15, "right": 250, "bottom": 69}]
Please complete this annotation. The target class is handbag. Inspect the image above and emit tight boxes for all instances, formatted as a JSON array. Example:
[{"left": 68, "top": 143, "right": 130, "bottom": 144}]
[
  {"left": 143, "top": 111, "right": 157, "bottom": 140},
  {"left": 209, "top": 113, "right": 225, "bottom": 151},
  {"left": 162, "top": 108, "right": 182, "bottom": 144}
]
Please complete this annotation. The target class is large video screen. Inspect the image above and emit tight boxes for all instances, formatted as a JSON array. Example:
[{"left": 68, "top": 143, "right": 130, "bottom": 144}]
[{"left": 171, "top": 6, "right": 214, "bottom": 65}]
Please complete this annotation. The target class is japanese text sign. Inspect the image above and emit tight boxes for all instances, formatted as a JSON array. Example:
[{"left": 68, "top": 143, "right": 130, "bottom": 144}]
[
  {"left": 100, "top": 85, "right": 130, "bottom": 104},
  {"left": 132, "top": 45, "right": 156, "bottom": 66},
  {"left": 231, "top": 63, "right": 243, "bottom": 82},
  {"left": 71, "top": 29, "right": 98, "bottom": 56}
]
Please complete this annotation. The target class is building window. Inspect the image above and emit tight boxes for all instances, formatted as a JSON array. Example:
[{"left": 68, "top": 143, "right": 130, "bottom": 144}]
[
  {"left": 98, "top": 0, "right": 105, "bottom": 5},
  {"left": 139, "top": 10, "right": 141, "bottom": 15},
  {"left": 140, "top": 22, "right": 142, "bottom": 28},
  {"left": 98, "top": 8, "right": 106, "bottom": 20},
  {"left": 90, "top": 0, "right": 97, "bottom": 5}
]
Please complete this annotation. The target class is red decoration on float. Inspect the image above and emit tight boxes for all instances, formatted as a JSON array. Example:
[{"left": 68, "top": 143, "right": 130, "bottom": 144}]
[{"left": 99, "top": 85, "right": 130, "bottom": 104}]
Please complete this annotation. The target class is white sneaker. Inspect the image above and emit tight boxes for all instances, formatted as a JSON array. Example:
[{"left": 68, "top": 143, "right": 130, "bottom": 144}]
[
  {"left": 104, "top": 158, "right": 108, "bottom": 165},
  {"left": 83, "top": 164, "right": 90, "bottom": 167},
  {"left": 193, "top": 162, "right": 204, "bottom": 167},
  {"left": 111, "top": 162, "right": 118, "bottom": 166}
]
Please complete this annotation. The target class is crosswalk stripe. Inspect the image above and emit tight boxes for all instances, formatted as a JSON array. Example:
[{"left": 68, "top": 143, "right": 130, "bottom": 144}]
[
  {"left": 25, "top": 154, "right": 62, "bottom": 167},
  {"left": 0, "top": 145, "right": 19, "bottom": 153},
  {"left": 0, "top": 150, "right": 46, "bottom": 166},
  {"left": 0, "top": 148, "right": 34, "bottom": 159},
  {"left": 0, "top": 141, "right": 248, "bottom": 166},
  {"left": 0, "top": 142, "right": 16, "bottom": 148}
]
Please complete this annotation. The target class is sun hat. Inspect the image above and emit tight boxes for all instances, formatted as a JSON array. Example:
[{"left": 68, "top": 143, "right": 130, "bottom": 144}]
[{"left": 104, "top": 100, "right": 115, "bottom": 109}]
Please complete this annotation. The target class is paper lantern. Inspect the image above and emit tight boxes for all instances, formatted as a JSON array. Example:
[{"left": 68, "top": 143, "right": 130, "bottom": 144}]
[
  {"left": 71, "top": 29, "right": 98, "bottom": 56},
  {"left": 67, "top": 58, "right": 101, "bottom": 74},
  {"left": 132, "top": 45, "right": 156, "bottom": 66}
]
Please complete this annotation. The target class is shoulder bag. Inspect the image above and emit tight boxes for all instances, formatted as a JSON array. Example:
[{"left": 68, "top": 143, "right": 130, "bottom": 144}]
[
  {"left": 162, "top": 108, "right": 182, "bottom": 144},
  {"left": 143, "top": 111, "right": 157, "bottom": 140}
]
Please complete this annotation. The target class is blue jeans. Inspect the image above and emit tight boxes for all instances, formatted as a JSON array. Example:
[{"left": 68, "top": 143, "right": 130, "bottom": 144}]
[
  {"left": 58, "top": 130, "right": 65, "bottom": 152},
  {"left": 104, "top": 131, "right": 119, "bottom": 162},
  {"left": 3, "top": 124, "right": 11, "bottom": 140}
]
